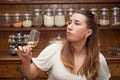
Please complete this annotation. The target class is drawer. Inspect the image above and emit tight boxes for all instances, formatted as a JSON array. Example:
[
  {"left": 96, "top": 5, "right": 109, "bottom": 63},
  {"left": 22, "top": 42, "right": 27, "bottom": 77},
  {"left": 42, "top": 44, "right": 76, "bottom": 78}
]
[
  {"left": 108, "top": 64, "right": 120, "bottom": 76},
  {"left": 0, "top": 64, "right": 21, "bottom": 78}
]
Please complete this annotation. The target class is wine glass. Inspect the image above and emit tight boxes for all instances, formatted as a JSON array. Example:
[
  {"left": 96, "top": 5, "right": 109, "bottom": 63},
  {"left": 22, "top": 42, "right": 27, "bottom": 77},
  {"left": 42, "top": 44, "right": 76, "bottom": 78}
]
[{"left": 27, "top": 29, "right": 40, "bottom": 47}]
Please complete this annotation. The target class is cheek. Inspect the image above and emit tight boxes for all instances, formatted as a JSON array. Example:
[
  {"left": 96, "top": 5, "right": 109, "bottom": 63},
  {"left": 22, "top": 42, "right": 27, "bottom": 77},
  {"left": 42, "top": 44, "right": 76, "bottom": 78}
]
[{"left": 74, "top": 28, "right": 87, "bottom": 38}]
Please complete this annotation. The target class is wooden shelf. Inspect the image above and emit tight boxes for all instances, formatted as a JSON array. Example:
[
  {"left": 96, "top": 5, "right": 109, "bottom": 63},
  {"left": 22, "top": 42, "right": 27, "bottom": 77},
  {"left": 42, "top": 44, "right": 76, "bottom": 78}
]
[
  {"left": 0, "top": 26, "right": 120, "bottom": 32},
  {"left": 98, "top": 26, "right": 120, "bottom": 30},
  {"left": 0, "top": 27, "right": 66, "bottom": 32},
  {"left": 0, "top": 0, "right": 119, "bottom": 4}
]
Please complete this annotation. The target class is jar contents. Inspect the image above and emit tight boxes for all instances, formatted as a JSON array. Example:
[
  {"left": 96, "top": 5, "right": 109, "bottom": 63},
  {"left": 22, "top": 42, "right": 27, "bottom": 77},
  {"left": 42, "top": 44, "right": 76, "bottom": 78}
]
[
  {"left": 12, "top": 13, "right": 22, "bottom": 28},
  {"left": 44, "top": 8, "right": 54, "bottom": 27},
  {"left": 111, "top": 7, "right": 120, "bottom": 26},
  {"left": 99, "top": 8, "right": 110, "bottom": 26},
  {"left": 22, "top": 13, "right": 32, "bottom": 28},
  {"left": 55, "top": 8, "right": 65, "bottom": 27},
  {"left": 32, "top": 9, "right": 43, "bottom": 27}
]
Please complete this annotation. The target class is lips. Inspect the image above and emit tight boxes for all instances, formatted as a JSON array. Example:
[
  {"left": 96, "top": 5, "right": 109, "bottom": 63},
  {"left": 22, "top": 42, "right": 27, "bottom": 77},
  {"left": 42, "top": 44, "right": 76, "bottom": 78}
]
[{"left": 66, "top": 31, "right": 72, "bottom": 36}]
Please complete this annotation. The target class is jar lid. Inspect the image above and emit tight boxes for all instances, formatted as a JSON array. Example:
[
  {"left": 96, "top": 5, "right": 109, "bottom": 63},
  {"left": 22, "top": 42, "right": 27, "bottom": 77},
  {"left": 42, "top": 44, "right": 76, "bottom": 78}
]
[
  {"left": 14, "top": 13, "right": 21, "bottom": 16},
  {"left": 23, "top": 13, "right": 31, "bottom": 16},
  {"left": 101, "top": 8, "right": 109, "bottom": 11},
  {"left": 89, "top": 8, "right": 98, "bottom": 11},
  {"left": 67, "top": 8, "right": 75, "bottom": 12},
  {"left": 44, "top": 8, "right": 53, "bottom": 12},
  {"left": 33, "top": 8, "right": 41, "bottom": 12},
  {"left": 112, "top": 7, "right": 120, "bottom": 11},
  {"left": 80, "top": 8, "right": 86, "bottom": 11},
  {"left": 56, "top": 8, "right": 64, "bottom": 12},
  {"left": 3, "top": 13, "right": 10, "bottom": 16}
]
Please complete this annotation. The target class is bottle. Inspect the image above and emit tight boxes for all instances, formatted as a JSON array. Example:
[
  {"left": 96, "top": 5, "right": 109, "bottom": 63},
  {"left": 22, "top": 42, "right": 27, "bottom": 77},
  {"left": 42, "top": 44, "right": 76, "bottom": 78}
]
[
  {"left": 44, "top": 8, "right": 54, "bottom": 27},
  {"left": 89, "top": 8, "right": 98, "bottom": 25},
  {"left": 32, "top": 9, "right": 43, "bottom": 27},
  {"left": 12, "top": 13, "right": 22, "bottom": 28},
  {"left": 22, "top": 13, "right": 32, "bottom": 28},
  {"left": 55, "top": 8, "right": 65, "bottom": 27},
  {"left": 99, "top": 8, "right": 110, "bottom": 26},
  {"left": 111, "top": 7, "right": 120, "bottom": 26}
]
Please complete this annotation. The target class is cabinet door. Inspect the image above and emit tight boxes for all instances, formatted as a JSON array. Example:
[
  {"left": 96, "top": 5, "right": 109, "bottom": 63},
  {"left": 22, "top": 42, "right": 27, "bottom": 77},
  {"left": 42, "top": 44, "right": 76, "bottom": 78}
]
[
  {"left": 108, "top": 63, "right": 120, "bottom": 76},
  {"left": 0, "top": 61, "right": 21, "bottom": 79}
]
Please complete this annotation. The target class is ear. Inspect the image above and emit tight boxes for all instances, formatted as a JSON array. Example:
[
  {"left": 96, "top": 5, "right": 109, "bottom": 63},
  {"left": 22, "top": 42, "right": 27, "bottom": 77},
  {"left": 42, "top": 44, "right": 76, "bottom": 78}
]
[{"left": 85, "top": 29, "right": 93, "bottom": 38}]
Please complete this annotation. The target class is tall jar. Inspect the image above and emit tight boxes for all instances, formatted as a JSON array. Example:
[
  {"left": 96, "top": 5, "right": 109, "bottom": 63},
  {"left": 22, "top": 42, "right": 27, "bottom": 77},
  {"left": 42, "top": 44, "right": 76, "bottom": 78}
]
[
  {"left": 111, "top": 7, "right": 120, "bottom": 26},
  {"left": 89, "top": 8, "right": 98, "bottom": 25},
  {"left": 32, "top": 9, "right": 43, "bottom": 27},
  {"left": 2, "top": 13, "right": 12, "bottom": 27},
  {"left": 66, "top": 8, "right": 75, "bottom": 25},
  {"left": 99, "top": 8, "right": 110, "bottom": 26},
  {"left": 22, "top": 13, "right": 32, "bottom": 28},
  {"left": 44, "top": 8, "right": 54, "bottom": 27},
  {"left": 12, "top": 13, "right": 22, "bottom": 28},
  {"left": 55, "top": 8, "right": 65, "bottom": 27}
]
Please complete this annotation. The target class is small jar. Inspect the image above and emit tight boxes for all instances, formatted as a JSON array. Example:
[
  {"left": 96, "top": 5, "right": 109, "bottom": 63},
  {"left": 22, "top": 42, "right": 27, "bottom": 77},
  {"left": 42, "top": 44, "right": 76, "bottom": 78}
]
[
  {"left": 99, "top": 8, "right": 110, "bottom": 26},
  {"left": 55, "top": 8, "right": 65, "bottom": 27},
  {"left": 32, "top": 9, "right": 43, "bottom": 27},
  {"left": 22, "top": 13, "right": 32, "bottom": 28},
  {"left": 89, "top": 8, "right": 98, "bottom": 25},
  {"left": 111, "top": 7, "right": 120, "bottom": 26},
  {"left": 66, "top": 8, "right": 75, "bottom": 25},
  {"left": 12, "top": 13, "right": 22, "bottom": 28},
  {"left": 2, "top": 13, "right": 12, "bottom": 27},
  {"left": 44, "top": 8, "right": 54, "bottom": 27}
]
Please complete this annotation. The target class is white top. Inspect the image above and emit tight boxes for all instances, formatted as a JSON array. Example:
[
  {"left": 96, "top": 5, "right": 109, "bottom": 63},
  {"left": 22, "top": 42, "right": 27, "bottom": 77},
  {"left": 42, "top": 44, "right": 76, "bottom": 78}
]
[{"left": 32, "top": 42, "right": 111, "bottom": 80}]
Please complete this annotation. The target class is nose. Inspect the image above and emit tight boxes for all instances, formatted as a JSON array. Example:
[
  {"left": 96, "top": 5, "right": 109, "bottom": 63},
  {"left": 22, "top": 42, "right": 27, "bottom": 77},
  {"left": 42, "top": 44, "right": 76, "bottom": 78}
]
[{"left": 67, "top": 22, "right": 74, "bottom": 30}]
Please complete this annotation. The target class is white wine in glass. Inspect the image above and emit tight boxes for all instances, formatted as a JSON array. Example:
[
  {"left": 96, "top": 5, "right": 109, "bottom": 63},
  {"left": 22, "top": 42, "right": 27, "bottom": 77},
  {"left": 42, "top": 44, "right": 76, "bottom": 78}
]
[{"left": 27, "top": 29, "right": 40, "bottom": 47}]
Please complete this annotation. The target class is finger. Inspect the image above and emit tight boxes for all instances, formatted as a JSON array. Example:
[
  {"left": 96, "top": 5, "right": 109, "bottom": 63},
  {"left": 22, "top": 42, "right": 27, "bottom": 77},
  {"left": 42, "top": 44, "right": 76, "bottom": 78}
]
[{"left": 18, "top": 46, "right": 23, "bottom": 51}]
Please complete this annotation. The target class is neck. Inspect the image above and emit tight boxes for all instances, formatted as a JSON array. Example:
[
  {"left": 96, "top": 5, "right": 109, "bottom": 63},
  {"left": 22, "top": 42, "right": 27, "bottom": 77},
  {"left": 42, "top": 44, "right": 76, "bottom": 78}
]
[{"left": 71, "top": 40, "right": 86, "bottom": 55}]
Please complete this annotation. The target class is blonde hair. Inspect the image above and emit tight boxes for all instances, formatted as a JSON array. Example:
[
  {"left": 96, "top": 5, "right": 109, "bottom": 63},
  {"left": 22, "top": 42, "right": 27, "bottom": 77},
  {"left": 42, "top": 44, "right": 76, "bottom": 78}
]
[{"left": 61, "top": 10, "right": 100, "bottom": 80}]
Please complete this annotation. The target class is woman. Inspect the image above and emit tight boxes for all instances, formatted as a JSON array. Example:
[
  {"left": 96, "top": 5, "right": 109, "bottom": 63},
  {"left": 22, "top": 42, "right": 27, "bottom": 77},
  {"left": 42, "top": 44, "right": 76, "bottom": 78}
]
[{"left": 15, "top": 10, "right": 111, "bottom": 80}]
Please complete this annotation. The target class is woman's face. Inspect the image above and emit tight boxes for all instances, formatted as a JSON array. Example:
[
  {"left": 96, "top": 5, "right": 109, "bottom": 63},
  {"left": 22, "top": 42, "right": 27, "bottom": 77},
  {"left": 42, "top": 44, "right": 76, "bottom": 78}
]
[{"left": 66, "top": 13, "right": 92, "bottom": 42}]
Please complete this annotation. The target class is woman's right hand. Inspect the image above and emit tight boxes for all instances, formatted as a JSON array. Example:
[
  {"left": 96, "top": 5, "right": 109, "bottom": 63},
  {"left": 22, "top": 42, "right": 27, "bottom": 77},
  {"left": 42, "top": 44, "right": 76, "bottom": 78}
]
[{"left": 15, "top": 46, "right": 32, "bottom": 64}]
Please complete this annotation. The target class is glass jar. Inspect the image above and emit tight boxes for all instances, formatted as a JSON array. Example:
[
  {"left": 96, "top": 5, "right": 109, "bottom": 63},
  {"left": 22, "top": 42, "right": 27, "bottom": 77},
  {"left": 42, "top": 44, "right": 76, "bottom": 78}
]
[
  {"left": 111, "top": 7, "right": 120, "bottom": 26},
  {"left": 55, "top": 8, "right": 65, "bottom": 27},
  {"left": 66, "top": 8, "right": 75, "bottom": 25},
  {"left": 99, "top": 8, "right": 110, "bottom": 26},
  {"left": 2, "top": 13, "right": 12, "bottom": 27},
  {"left": 12, "top": 13, "right": 22, "bottom": 28},
  {"left": 32, "top": 9, "right": 43, "bottom": 27},
  {"left": 22, "top": 13, "right": 32, "bottom": 28},
  {"left": 89, "top": 8, "right": 98, "bottom": 25},
  {"left": 44, "top": 8, "right": 54, "bottom": 27}
]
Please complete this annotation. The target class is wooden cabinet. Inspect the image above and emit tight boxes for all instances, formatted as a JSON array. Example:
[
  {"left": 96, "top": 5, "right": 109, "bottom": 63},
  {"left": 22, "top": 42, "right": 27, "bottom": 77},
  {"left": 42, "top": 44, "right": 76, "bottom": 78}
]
[{"left": 0, "top": 0, "right": 120, "bottom": 80}]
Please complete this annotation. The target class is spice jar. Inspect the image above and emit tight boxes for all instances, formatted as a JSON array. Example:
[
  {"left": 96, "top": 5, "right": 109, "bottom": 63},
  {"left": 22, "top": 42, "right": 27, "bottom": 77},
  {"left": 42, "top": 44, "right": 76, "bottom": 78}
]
[
  {"left": 111, "top": 7, "right": 120, "bottom": 26},
  {"left": 66, "top": 8, "right": 75, "bottom": 25},
  {"left": 32, "top": 9, "right": 43, "bottom": 27},
  {"left": 55, "top": 8, "right": 65, "bottom": 27},
  {"left": 89, "top": 8, "right": 98, "bottom": 25},
  {"left": 22, "top": 13, "right": 32, "bottom": 28},
  {"left": 44, "top": 8, "right": 54, "bottom": 27},
  {"left": 2, "top": 13, "right": 12, "bottom": 27},
  {"left": 99, "top": 8, "right": 110, "bottom": 26},
  {"left": 12, "top": 13, "right": 22, "bottom": 28}
]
